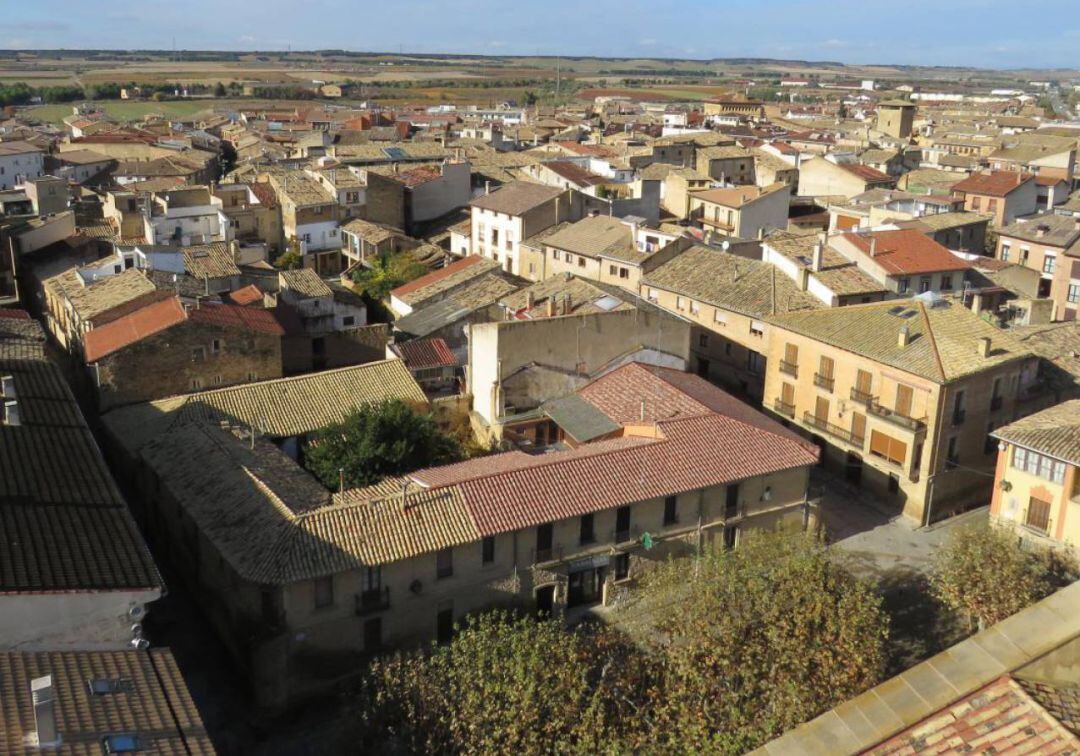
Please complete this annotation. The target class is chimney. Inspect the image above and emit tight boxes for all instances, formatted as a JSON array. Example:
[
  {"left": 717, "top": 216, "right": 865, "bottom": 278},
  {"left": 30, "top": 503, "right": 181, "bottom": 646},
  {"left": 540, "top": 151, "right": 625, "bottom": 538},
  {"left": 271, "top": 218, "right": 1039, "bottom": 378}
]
[
  {"left": 561, "top": 293, "right": 572, "bottom": 315},
  {"left": 485, "top": 180, "right": 491, "bottom": 195},
  {"left": 1036, "top": 225, "right": 1047, "bottom": 238},
  {"left": 977, "top": 336, "right": 991, "bottom": 358},
  {"left": 971, "top": 291, "right": 984, "bottom": 313},
  {"left": 546, "top": 296, "right": 557, "bottom": 317},
  {"left": 797, "top": 266, "right": 809, "bottom": 291},
  {"left": 869, "top": 236, "right": 878, "bottom": 257},
  {"left": 811, "top": 242, "right": 823, "bottom": 272},
  {"left": 897, "top": 325, "right": 911, "bottom": 348},
  {"left": 31, "top": 675, "right": 59, "bottom": 748},
  {"left": 757, "top": 227, "right": 765, "bottom": 241},
  {"left": 525, "top": 290, "right": 535, "bottom": 309}
]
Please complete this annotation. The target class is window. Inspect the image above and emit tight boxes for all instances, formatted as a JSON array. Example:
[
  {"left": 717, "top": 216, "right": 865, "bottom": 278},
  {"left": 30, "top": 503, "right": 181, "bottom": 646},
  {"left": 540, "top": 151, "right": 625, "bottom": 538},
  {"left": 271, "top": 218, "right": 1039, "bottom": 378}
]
[
  {"left": 577, "top": 256, "right": 586, "bottom": 268},
  {"left": 984, "top": 423, "right": 998, "bottom": 455},
  {"left": 1043, "top": 255, "right": 1056, "bottom": 275},
  {"left": 676, "top": 296, "right": 687, "bottom": 311},
  {"left": 211, "top": 339, "right": 223, "bottom": 354},
  {"left": 481, "top": 535, "right": 495, "bottom": 564},
  {"left": 191, "top": 347, "right": 206, "bottom": 362},
  {"left": 747, "top": 351, "right": 764, "bottom": 374},
  {"left": 1012, "top": 446, "right": 1066, "bottom": 484},
  {"left": 952, "top": 390, "right": 966, "bottom": 425},
  {"left": 1001, "top": 244, "right": 1011, "bottom": 262},
  {"left": 436, "top": 547, "right": 453, "bottom": 579},
  {"left": 619, "top": 267, "right": 629, "bottom": 279},
  {"left": 491, "top": 229, "right": 499, "bottom": 246},
  {"left": 897, "top": 277, "right": 910, "bottom": 294},
  {"left": 552, "top": 249, "right": 561, "bottom": 261},
  {"left": 919, "top": 276, "right": 932, "bottom": 293},
  {"left": 940, "top": 275, "right": 953, "bottom": 291},
  {"left": 647, "top": 288, "right": 658, "bottom": 303},
  {"left": 579, "top": 513, "right": 595, "bottom": 544},
  {"left": 609, "top": 264, "right": 618, "bottom": 276},
  {"left": 869, "top": 430, "right": 907, "bottom": 467},
  {"left": 1070, "top": 284, "right": 1080, "bottom": 304},
  {"left": 614, "top": 553, "right": 630, "bottom": 581},
  {"left": 698, "top": 333, "right": 708, "bottom": 348},
  {"left": 615, "top": 505, "right": 631, "bottom": 542},
  {"left": 946, "top": 436, "right": 960, "bottom": 468},
  {"left": 313, "top": 576, "right": 334, "bottom": 609},
  {"left": 663, "top": 495, "right": 678, "bottom": 525},
  {"left": 343, "top": 316, "right": 355, "bottom": 327},
  {"left": 536, "top": 522, "right": 553, "bottom": 561},
  {"left": 362, "top": 565, "right": 381, "bottom": 592},
  {"left": 690, "top": 300, "right": 700, "bottom": 315},
  {"left": 749, "top": 321, "right": 765, "bottom": 338},
  {"left": 971, "top": 196, "right": 981, "bottom": 210},
  {"left": 714, "top": 310, "right": 727, "bottom": 326}
]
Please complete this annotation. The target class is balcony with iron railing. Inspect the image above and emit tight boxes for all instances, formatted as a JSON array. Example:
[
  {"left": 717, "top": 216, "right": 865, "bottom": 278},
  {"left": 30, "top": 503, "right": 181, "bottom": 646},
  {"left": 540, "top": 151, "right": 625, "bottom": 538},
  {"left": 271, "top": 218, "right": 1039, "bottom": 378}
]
[
  {"left": 772, "top": 397, "right": 795, "bottom": 418},
  {"left": 813, "top": 373, "right": 835, "bottom": 392},
  {"left": 865, "top": 401, "right": 926, "bottom": 433},
  {"left": 779, "top": 360, "right": 799, "bottom": 378},
  {"left": 355, "top": 587, "right": 390, "bottom": 616},
  {"left": 850, "top": 387, "right": 874, "bottom": 404},
  {"left": 803, "top": 411, "right": 864, "bottom": 449},
  {"left": 990, "top": 395, "right": 1004, "bottom": 412}
]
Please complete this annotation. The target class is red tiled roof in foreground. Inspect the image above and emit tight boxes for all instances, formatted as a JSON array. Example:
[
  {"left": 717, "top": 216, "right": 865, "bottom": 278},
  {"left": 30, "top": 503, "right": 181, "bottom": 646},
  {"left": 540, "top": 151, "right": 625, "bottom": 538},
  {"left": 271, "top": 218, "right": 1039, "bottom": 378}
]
[
  {"left": 866, "top": 675, "right": 1079, "bottom": 755},
  {"left": 84, "top": 297, "right": 187, "bottom": 363},
  {"left": 843, "top": 229, "right": 972, "bottom": 275},
  {"left": 390, "top": 255, "right": 485, "bottom": 298},
  {"left": 405, "top": 363, "right": 818, "bottom": 537},
  {"left": 951, "top": 170, "right": 1034, "bottom": 197},
  {"left": 394, "top": 337, "right": 458, "bottom": 370},
  {"left": 0, "top": 309, "right": 31, "bottom": 320}
]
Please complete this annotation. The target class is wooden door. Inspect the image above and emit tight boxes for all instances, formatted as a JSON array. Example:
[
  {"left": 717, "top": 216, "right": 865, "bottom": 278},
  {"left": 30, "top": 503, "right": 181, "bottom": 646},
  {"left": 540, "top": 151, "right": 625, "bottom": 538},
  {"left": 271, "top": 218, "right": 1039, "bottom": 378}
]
[{"left": 815, "top": 396, "right": 830, "bottom": 421}]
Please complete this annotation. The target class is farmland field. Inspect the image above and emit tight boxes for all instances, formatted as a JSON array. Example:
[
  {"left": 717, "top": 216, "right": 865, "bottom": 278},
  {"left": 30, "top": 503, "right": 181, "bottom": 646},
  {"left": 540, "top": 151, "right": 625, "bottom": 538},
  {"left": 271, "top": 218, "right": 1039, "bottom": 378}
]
[{"left": 21, "top": 98, "right": 310, "bottom": 125}]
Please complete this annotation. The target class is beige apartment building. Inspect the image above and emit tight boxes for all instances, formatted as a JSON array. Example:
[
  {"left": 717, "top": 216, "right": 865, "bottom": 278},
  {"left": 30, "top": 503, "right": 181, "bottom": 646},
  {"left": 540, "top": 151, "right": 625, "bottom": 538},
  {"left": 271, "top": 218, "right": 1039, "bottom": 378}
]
[
  {"left": 763, "top": 299, "right": 1039, "bottom": 524},
  {"left": 951, "top": 171, "right": 1038, "bottom": 227},
  {"left": 688, "top": 183, "right": 790, "bottom": 241},
  {"left": 995, "top": 212, "right": 1080, "bottom": 318},
  {"left": 990, "top": 400, "right": 1080, "bottom": 551},
  {"left": 641, "top": 244, "right": 822, "bottom": 400}
]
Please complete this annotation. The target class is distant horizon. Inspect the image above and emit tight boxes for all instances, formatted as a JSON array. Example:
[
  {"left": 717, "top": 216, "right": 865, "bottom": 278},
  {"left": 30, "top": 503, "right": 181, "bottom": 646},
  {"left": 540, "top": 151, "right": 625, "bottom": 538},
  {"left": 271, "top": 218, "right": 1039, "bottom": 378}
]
[
  {"left": 6, "top": 0, "right": 1080, "bottom": 70},
  {"left": 2, "top": 48, "right": 1079, "bottom": 75}
]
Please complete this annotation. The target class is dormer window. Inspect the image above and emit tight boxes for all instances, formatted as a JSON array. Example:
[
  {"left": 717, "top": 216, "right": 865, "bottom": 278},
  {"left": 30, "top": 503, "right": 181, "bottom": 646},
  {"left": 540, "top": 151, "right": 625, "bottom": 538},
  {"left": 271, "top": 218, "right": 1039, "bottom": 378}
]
[
  {"left": 2, "top": 399, "right": 20, "bottom": 426},
  {"left": 0, "top": 374, "right": 14, "bottom": 398}
]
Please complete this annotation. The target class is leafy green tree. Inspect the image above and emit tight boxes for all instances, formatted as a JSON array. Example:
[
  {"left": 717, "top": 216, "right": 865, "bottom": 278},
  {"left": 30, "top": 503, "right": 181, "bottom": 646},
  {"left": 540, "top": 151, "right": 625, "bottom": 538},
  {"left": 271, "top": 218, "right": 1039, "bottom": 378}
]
[
  {"left": 213, "top": 81, "right": 227, "bottom": 97},
  {"left": 351, "top": 611, "right": 654, "bottom": 754},
  {"left": 273, "top": 237, "right": 304, "bottom": 270},
  {"left": 930, "top": 523, "right": 1051, "bottom": 631},
  {"left": 304, "top": 399, "right": 461, "bottom": 489},
  {"left": 641, "top": 529, "right": 888, "bottom": 753},
  {"left": 349, "top": 250, "right": 427, "bottom": 301}
]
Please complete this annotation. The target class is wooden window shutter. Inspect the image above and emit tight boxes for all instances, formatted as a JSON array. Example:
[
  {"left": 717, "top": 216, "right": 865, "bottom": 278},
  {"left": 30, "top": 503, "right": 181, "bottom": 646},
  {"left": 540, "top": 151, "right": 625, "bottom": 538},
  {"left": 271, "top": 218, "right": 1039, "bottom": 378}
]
[
  {"left": 895, "top": 384, "right": 914, "bottom": 417},
  {"left": 819, "top": 355, "right": 835, "bottom": 379},
  {"left": 851, "top": 411, "right": 866, "bottom": 440},
  {"left": 815, "top": 396, "right": 830, "bottom": 421},
  {"left": 856, "top": 369, "right": 872, "bottom": 394},
  {"left": 785, "top": 343, "right": 799, "bottom": 364}
]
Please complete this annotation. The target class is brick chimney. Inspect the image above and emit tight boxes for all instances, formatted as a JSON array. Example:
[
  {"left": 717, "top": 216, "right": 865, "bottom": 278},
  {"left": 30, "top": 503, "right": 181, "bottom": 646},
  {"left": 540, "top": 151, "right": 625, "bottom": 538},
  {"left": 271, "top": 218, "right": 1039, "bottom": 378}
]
[
  {"left": 811, "top": 242, "right": 823, "bottom": 272},
  {"left": 869, "top": 236, "right": 878, "bottom": 257},
  {"left": 977, "top": 336, "right": 991, "bottom": 357},
  {"left": 546, "top": 296, "right": 557, "bottom": 318}
]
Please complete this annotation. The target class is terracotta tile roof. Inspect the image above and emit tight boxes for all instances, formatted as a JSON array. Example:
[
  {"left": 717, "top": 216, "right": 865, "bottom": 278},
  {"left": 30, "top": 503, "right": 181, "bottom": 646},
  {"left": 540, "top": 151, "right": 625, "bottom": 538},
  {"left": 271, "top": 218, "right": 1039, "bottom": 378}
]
[
  {"left": 0, "top": 309, "right": 31, "bottom": 320},
  {"left": 842, "top": 229, "right": 972, "bottom": 275},
  {"left": 223, "top": 284, "right": 264, "bottom": 306},
  {"left": 951, "top": 170, "right": 1034, "bottom": 197},
  {"left": 691, "top": 182, "right": 787, "bottom": 208},
  {"left": 0, "top": 649, "right": 214, "bottom": 754},
  {"left": 469, "top": 180, "right": 563, "bottom": 215},
  {"left": 391, "top": 255, "right": 492, "bottom": 302},
  {"left": 541, "top": 160, "right": 606, "bottom": 187},
  {"left": 183, "top": 242, "right": 241, "bottom": 280},
  {"left": 83, "top": 296, "right": 187, "bottom": 363},
  {"left": 543, "top": 215, "right": 640, "bottom": 262},
  {"left": 393, "top": 337, "right": 458, "bottom": 370},
  {"left": 643, "top": 245, "right": 822, "bottom": 318},
  {"left": 1019, "top": 679, "right": 1080, "bottom": 736},
  {"left": 44, "top": 267, "right": 158, "bottom": 324},
  {"left": 280, "top": 268, "right": 333, "bottom": 299},
  {"left": 188, "top": 302, "right": 287, "bottom": 335},
  {"left": 838, "top": 162, "right": 892, "bottom": 183},
  {"left": 0, "top": 353, "right": 161, "bottom": 591},
  {"left": 394, "top": 165, "right": 444, "bottom": 188},
  {"left": 102, "top": 359, "right": 428, "bottom": 456},
  {"left": 768, "top": 299, "right": 1033, "bottom": 383},
  {"left": 865, "top": 676, "right": 1078, "bottom": 755},
  {"left": 992, "top": 399, "right": 1080, "bottom": 466}
]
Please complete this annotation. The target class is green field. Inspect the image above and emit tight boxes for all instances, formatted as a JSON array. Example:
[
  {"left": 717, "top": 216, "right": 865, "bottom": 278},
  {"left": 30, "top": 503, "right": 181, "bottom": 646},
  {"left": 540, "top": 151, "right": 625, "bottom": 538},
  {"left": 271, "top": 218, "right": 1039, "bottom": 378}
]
[{"left": 21, "top": 98, "right": 309, "bottom": 125}]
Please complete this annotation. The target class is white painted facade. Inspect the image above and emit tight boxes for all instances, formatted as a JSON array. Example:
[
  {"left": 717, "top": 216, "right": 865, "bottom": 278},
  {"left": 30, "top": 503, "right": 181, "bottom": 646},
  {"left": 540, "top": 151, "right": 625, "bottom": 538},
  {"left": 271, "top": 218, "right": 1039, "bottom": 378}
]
[{"left": 0, "top": 145, "right": 44, "bottom": 191}]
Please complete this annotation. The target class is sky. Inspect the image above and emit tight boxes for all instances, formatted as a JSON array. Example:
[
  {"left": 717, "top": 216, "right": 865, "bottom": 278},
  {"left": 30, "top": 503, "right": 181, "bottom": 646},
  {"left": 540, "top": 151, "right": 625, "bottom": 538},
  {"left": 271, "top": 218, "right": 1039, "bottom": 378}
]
[{"left": 5, "top": 0, "right": 1080, "bottom": 70}]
